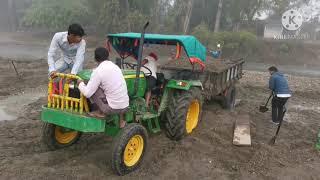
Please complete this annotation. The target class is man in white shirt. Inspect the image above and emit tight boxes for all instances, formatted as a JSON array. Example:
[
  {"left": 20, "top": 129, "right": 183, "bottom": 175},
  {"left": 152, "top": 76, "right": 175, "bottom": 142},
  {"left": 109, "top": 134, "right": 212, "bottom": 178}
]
[
  {"left": 48, "top": 23, "right": 86, "bottom": 78},
  {"left": 77, "top": 47, "right": 129, "bottom": 128},
  {"left": 141, "top": 52, "right": 158, "bottom": 108}
]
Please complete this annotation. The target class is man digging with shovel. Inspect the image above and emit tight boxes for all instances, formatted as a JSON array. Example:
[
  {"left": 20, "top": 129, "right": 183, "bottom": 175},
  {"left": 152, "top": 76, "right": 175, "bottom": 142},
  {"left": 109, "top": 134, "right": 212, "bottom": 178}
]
[
  {"left": 260, "top": 66, "right": 291, "bottom": 144},
  {"left": 268, "top": 66, "right": 291, "bottom": 124}
]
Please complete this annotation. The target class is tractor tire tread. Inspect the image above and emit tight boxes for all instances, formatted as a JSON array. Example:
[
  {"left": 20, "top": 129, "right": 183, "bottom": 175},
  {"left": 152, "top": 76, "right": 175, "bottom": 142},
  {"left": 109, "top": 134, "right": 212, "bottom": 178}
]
[
  {"left": 111, "top": 123, "right": 148, "bottom": 176},
  {"left": 41, "top": 122, "right": 81, "bottom": 151},
  {"left": 165, "top": 88, "right": 203, "bottom": 141}
]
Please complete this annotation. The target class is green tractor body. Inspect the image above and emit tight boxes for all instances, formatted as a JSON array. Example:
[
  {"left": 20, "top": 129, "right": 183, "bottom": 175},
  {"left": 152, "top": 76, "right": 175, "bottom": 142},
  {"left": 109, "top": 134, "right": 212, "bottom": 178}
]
[
  {"left": 41, "top": 69, "right": 202, "bottom": 136},
  {"left": 40, "top": 30, "right": 215, "bottom": 175}
]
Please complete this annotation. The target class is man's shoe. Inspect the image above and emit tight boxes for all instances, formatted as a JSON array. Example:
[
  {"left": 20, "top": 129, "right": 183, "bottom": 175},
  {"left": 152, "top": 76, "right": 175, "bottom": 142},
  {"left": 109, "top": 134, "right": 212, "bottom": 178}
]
[{"left": 272, "top": 121, "right": 280, "bottom": 125}]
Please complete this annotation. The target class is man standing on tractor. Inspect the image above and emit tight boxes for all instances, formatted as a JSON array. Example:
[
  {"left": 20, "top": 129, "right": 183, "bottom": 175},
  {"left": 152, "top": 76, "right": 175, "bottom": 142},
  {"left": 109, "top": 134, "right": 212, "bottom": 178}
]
[
  {"left": 77, "top": 47, "right": 129, "bottom": 128},
  {"left": 209, "top": 44, "right": 222, "bottom": 59},
  {"left": 141, "top": 52, "right": 158, "bottom": 108},
  {"left": 48, "top": 23, "right": 86, "bottom": 78},
  {"left": 268, "top": 66, "right": 291, "bottom": 124}
]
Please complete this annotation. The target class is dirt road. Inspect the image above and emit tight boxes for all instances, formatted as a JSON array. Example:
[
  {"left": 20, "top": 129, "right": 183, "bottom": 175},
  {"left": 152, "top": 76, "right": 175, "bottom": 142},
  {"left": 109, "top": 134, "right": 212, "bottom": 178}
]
[{"left": 0, "top": 59, "right": 319, "bottom": 180}]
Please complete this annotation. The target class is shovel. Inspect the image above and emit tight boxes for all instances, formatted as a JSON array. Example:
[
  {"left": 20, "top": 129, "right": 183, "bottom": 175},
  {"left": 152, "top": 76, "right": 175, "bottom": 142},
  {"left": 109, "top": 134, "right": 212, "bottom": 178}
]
[
  {"left": 269, "top": 109, "right": 287, "bottom": 145},
  {"left": 259, "top": 93, "right": 273, "bottom": 113}
]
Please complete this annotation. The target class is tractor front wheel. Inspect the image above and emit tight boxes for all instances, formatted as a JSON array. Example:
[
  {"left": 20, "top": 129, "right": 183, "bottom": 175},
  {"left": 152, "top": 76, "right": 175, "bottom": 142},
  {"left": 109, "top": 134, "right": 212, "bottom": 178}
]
[
  {"left": 165, "top": 87, "right": 203, "bottom": 141},
  {"left": 42, "top": 122, "right": 81, "bottom": 150},
  {"left": 111, "top": 123, "right": 148, "bottom": 176}
]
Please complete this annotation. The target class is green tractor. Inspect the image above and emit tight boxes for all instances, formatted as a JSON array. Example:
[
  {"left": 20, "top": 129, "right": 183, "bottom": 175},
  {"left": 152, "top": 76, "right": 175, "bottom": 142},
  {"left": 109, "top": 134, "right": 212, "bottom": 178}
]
[{"left": 41, "top": 24, "right": 207, "bottom": 175}]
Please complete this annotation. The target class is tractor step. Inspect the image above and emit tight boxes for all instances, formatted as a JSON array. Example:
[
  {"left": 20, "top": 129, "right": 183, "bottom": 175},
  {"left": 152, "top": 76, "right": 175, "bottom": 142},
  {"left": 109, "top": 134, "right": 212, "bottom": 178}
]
[
  {"left": 142, "top": 112, "right": 158, "bottom": 119},
  {"left": 142, "top": 112, "right": 161, "bottom": 134}
]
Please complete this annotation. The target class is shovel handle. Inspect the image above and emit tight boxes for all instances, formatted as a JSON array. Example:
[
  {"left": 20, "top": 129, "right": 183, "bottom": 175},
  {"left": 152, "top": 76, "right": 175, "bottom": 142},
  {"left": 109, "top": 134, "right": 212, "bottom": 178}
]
[
  {"left": 275, "top": 109, "right": 286, "bottom": 136},
  {"left": 265, "top": 93, "right": 273, "bottom": 106}
]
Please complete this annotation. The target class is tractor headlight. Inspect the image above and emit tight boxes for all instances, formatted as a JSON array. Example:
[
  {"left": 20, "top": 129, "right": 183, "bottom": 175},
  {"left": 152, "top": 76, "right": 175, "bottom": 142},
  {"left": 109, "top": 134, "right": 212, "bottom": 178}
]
[{"left": 177, "top": 81, "right": 188, "bottom": 87}]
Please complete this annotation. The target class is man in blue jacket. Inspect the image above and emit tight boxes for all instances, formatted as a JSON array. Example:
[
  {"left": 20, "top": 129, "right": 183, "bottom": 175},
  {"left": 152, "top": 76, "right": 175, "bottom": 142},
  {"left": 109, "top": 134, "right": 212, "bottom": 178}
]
[{"left": 268, "top": 66, "right": 291, "bottom": 124}]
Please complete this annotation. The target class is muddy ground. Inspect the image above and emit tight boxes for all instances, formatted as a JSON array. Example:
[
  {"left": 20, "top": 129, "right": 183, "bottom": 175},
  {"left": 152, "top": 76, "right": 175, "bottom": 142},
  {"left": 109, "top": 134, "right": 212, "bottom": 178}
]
[
  {"left": 0, "top": 58, "right": 320, "bottom": 180},
  {"left": 0, "top": 31, "right": 320, "bottom": 179}
]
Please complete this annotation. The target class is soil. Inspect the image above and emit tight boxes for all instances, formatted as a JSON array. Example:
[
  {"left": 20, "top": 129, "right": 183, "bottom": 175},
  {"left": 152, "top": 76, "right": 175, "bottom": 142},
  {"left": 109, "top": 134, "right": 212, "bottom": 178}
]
[
  {"left": 0, "top": 58, "right": 320, "bottom": 180},
  {"left": 0, "top": 32, "right": 320, "bottom": 179},
  {"left": 160, "top": 56, "right": 243, "bottom": 73}
]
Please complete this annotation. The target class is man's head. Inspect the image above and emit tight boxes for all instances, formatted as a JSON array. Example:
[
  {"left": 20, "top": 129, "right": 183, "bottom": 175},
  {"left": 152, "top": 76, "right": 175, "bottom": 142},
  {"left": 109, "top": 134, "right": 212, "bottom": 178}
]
[
  {"left": 268, "top": 66, "right": 278, "bottom": 75},
  {"left": 142, "top": 52, "right": 158, "bottom": 65},
  {"left": 94, "top": 47, "right": 109, "bottom": 64},
  {"left": 67, "top": 23, "right": 85, "bottom": 44},
  {"left": 148, "top": 52, "right": 158, "bottom": 61}
]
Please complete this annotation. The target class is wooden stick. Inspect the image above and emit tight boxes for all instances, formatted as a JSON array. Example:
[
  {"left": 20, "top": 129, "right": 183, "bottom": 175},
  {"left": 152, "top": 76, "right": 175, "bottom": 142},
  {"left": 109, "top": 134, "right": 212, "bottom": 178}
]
[{"left": 11, "top": 60, "right": 20, "bottom": 78}]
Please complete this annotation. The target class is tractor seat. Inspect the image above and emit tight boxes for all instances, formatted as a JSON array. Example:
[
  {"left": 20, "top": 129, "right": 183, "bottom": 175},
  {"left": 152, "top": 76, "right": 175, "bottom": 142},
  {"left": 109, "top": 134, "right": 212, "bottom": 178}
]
[{"left": 156, "top": 73, "right": 165, "bottom": 85}]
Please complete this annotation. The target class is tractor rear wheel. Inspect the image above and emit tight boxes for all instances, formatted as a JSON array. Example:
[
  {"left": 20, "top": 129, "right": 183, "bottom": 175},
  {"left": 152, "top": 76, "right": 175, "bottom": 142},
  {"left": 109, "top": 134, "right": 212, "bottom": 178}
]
[
  {"left": 111, "top": 123, "right": 148, "bottom": 176},
  {"left": 42, "top": 122, "right": 81, "bottom": 150},
  {"left": 165, "top": 87, "right": 203, "bottom": 141}
]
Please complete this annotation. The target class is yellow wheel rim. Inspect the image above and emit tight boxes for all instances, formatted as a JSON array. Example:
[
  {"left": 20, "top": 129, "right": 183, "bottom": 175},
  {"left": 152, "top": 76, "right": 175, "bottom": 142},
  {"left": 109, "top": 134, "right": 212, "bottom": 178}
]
[
  {"left": 54, "top": 126, "right": 78, "bottom": 144},
  {"left": 186, "top": 100, "right": 200, "bottom": 133},
  {"left": 124, "top": 135, "right": 144, "bottom": 167}
]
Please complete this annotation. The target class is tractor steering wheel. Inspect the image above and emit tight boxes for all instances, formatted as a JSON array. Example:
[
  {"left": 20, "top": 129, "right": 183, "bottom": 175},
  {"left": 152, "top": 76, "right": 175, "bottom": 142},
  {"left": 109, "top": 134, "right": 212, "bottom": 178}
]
[
  {"left": 123, "top": 62, "right": 152, "bottom": 77},
  {"left": 123, "top": 62, "right": 137, "bottom": 69},
  {"left": 141, "top": 65, "right": 152, "bottom": 77}
]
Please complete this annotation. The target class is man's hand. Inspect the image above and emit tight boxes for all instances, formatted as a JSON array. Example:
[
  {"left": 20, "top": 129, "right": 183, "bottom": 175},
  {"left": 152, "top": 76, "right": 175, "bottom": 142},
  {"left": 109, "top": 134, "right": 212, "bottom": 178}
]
[
  {"left": 142, "top": 59, "right": 148, "bottom": 66},
  {"left": 49, "top": 71, "right": 57, "bottom": 79},
  {"left": 77, "top": 79, "right": 84, "bottom": 86},
  {"left": 65, "top": 78, "right": 72, "bottom": 84}
]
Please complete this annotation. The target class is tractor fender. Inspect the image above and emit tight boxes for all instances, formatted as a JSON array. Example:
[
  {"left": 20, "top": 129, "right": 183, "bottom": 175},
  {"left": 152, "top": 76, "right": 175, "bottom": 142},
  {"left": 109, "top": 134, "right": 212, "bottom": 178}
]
[{"left": 166, "top": 79, "right": 203, "bottom": 91}]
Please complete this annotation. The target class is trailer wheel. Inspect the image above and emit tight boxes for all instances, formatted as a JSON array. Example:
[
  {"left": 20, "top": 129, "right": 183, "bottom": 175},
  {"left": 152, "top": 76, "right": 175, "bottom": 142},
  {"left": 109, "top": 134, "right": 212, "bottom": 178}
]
[
  {"left": 165, "top": 87, "right": 203, "bottom": 141},
  {"left": 42, "top": 122, "right": 81, "bottom": 150},
  {"left": 222, "top": 86, "right": 236, "bottom": 110},
  {"left": 111, "top": 123, "right": 148, "bottom": 176}
]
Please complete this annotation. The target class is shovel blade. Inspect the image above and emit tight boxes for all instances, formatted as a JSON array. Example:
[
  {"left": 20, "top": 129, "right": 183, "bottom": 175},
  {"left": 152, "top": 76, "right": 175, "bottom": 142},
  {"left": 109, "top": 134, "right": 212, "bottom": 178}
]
[
  {"left": 259, "top": 106, "right": 269, "bottom": 113},
  {"left": 269, "top": 136, "right": 276, "bottom": 145}
]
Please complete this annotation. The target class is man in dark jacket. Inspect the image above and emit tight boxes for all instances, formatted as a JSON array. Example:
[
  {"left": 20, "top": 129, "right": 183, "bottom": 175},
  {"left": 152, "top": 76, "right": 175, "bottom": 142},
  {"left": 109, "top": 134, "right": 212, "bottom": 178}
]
[{"left": 268, "top": 66, "right": 291, "bottom": 124}]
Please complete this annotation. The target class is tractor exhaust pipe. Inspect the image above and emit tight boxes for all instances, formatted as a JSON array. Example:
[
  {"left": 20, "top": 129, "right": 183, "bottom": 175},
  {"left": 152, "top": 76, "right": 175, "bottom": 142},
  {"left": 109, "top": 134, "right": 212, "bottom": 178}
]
[{"left": 134, "top": 22, "right": 149, "bottom": 96}]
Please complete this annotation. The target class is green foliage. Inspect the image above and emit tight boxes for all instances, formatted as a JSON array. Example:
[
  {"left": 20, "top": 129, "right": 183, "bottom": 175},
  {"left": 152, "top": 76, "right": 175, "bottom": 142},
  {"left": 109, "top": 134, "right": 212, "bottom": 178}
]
[
  {"left": 279, "top": 43, "right": 290, "bottom": 54},
  {"left": 23, "top": 0, "right": 90, "bottom": 31},
  {"left": 23, "top": 0, "right": 156, "bottom": 33},
  {"left": 127, "top": 11, "right": 148, "bottom": 32},
  {"left": 95, "top": 0, "right": 126, "bottom": 33},
  {"left": 191, "top": 22, "right": 211, "bottom": 45},
  {"left": 239, "top": 31, "right": 257, "bottom": 53},
  {"left": 192, "top": 25, "right": 257, "bottom": 57},
  {"left": 21, "top": 0, "right": 284, "bottom": 34}
]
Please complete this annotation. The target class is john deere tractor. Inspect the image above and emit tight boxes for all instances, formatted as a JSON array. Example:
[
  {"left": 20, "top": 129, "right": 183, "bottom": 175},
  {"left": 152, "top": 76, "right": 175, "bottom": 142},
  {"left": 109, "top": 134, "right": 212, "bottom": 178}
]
[{"left": 41, "top": 23, "right": 207, "bottom": 175}]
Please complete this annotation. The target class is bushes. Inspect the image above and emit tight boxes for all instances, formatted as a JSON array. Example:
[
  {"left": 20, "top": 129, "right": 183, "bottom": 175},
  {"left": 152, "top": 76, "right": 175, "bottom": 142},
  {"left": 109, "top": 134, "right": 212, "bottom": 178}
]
[
  {"left": 192, "top": 24, "right": 257, "bottom": 57},
  {"left": 23, "top": 0, "right": 91, "bottom": 31},
  {"left": 22, "top": 0, "right": 151, "bottom": 33},
  {"left": 279, "top": 43, "right": 290, "bottom": 54},
  {"left": 191, "top": 22, "right": 211, "bottom": 46}
]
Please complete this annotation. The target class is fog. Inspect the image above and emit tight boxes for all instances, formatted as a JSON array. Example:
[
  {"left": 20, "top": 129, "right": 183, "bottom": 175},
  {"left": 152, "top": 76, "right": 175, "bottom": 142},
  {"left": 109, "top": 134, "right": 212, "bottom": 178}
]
[{"left": 0, "top": 0, "right": 319, "bottom": 76}]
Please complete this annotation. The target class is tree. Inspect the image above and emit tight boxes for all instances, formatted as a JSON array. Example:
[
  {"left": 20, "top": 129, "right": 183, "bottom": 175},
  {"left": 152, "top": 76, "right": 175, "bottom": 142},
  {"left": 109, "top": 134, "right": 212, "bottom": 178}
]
[
  {"left": 23, "top": 0, "right": 90, "bottom": 31},
  {"left": 8, "top": 0, "right": 18, "bottom": 31},
  {"left": 264, "top": 0, "right": 311, "bottom": 16},
  {"left": 23, "top": 0, "right": 299, "bottom": 34},
  {"left": 183, "top": 0, "right": 194, "bottom": 34},
  {"left": 214, "top": 0, "right": 223, "bottom": 32},
  {"left": 119, "top": 0, "right": 131, "bottom": 31}
]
